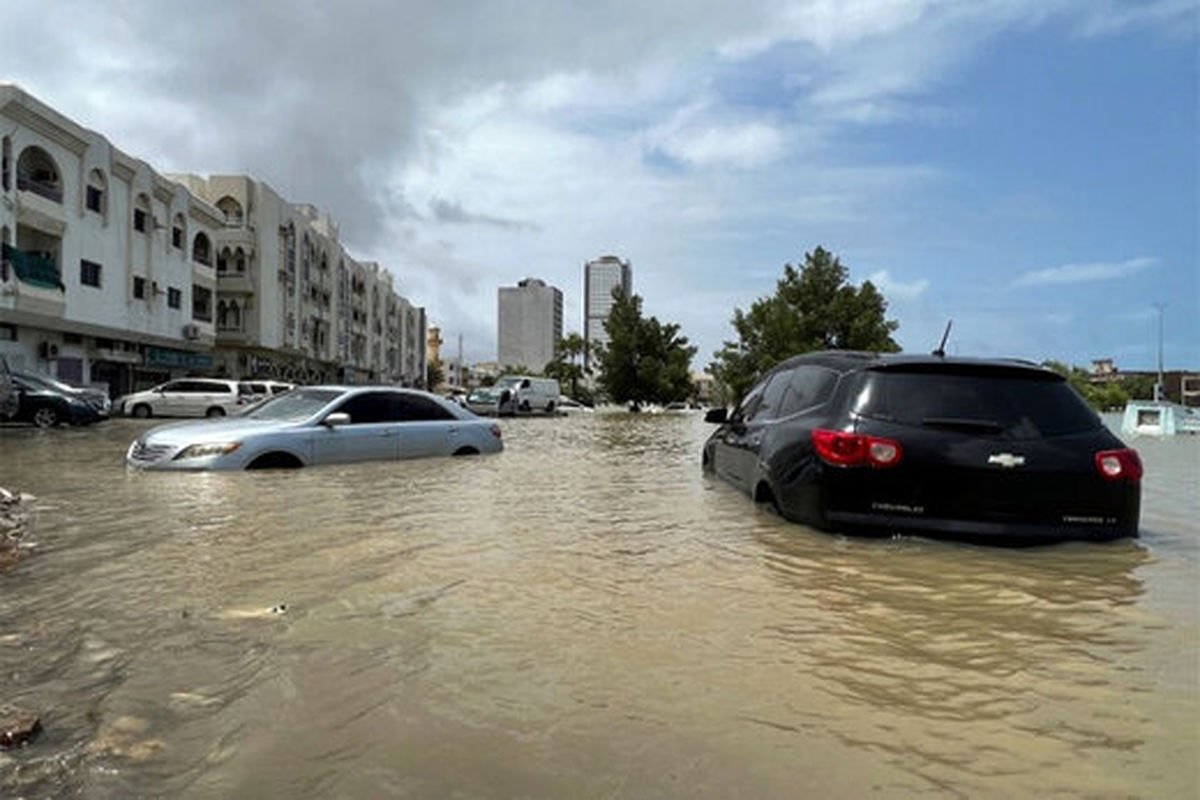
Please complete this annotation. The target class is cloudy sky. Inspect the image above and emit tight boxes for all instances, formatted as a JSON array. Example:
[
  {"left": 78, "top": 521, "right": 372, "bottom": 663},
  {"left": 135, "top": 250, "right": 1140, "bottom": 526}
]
[{"left": 2, "top": 0, "right": 1195, "bottom": 369}]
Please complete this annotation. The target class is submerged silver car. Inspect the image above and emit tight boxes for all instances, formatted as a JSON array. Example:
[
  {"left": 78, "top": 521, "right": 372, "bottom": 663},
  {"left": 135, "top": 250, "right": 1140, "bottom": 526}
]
[{"left": 126, "top": 386, "right": 503, "bottom": 470}]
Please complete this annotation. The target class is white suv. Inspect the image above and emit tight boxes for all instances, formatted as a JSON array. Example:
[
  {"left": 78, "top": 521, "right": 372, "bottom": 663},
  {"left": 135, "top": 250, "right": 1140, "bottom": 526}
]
[{"left": 118, "top": 379, "right": 253, "bottom": 419}]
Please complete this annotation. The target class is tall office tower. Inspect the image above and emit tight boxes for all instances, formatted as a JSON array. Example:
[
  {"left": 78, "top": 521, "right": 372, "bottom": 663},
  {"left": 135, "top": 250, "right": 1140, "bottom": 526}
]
[
  {"left": 498, "top": 278, "right": 563, "bottom": 371},
  {"left": 583, "top": 255, "right": 632, "bottom": 369}
]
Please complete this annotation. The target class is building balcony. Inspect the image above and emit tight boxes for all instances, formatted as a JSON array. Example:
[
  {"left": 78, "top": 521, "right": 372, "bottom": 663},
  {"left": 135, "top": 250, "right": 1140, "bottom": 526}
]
[
  {"left": 16, "top": 176, "right": 62, "bottom": 203},
  {"left": 217, "top": 271, "right": 254, "bottom": 295},
  {"left": 15, "top": 188, "right": 67, "bottom": 236},
  {"left": 217, "top": 226, "right": 256, "bottom": 251}
]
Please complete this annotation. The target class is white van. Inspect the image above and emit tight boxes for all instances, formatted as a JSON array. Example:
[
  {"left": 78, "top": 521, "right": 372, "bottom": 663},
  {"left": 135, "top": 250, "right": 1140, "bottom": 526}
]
[{"left": 493, "top": 375, "right": 561, "bottom": 413}]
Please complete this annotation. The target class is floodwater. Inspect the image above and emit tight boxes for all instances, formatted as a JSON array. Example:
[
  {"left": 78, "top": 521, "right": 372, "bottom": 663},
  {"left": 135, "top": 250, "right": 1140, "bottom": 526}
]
[{"left": 0, "top": 411, "right": 1196, "bottom": 798}]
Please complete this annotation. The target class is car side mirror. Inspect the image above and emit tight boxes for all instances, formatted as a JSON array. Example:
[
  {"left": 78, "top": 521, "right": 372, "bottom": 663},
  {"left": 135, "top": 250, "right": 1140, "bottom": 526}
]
[
  {"left": 704, "top": 408, "right": 728, "bottom": 424},
  {"left": 322, "top": 412, "right": 351, "bottom": 427}
]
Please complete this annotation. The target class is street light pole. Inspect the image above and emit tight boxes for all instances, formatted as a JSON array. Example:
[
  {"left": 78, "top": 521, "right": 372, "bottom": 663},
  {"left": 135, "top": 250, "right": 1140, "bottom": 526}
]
[{"left": 1152, "top": 302, "right": 1166, "bottom": 401}]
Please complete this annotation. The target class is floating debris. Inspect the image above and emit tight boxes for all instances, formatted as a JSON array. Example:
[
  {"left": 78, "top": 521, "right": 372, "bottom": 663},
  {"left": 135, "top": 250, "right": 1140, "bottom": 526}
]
[{"left": 0, "top": 705, "right": 42, "bottom": 749}]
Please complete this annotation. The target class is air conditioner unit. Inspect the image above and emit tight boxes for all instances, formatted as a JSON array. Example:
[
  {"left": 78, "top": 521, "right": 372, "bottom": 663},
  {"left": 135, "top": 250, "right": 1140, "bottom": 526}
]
[
  {"left": 182, "top": 324, "right": 201, "bottom": 340},
  {"left": 38, "top": 341, "right": 59, "bottom": 359}
]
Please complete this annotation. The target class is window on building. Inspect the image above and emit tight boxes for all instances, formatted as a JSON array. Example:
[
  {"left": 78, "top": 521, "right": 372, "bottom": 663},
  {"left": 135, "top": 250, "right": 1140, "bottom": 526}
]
[
  {"left": 133, "top": 208, "right": 147, "bottom": 232},
  {"left": 172, "top": 226, "right": 182, "bottom": 248},
  {"left": 16, "top": 146, "right": 62, "bottom": 203},
  {"left": 192, "top": 285, "right": 212, "bottom": 321},
  {"left": 133, "top": 276, "right": 146, "bottom": 299},
  {"left": 85, "top": 169, "right": 106, "bottom": 216},
  {"left": 1, "top": 137, "right": 10, "bottom": 192},
  {"left": 80, "top": 259, "right": 102, "bottom": 288},
  {"left": 168, "top": 287, "right": 181, "bottom": 309},
  {"left": 192, "top": 232, "right": 212, "bottom": 266}
]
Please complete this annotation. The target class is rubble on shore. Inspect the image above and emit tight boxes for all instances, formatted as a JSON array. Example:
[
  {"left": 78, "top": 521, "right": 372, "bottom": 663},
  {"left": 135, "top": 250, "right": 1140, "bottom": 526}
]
[{"left": 0, "top": 487, "right": 34, "bottom": 570}]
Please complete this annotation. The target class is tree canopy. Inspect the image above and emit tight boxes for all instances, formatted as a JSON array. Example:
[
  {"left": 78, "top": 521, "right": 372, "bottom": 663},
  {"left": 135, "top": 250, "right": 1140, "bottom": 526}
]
[
  {"left": 1042, "top": 360, "right": 1150, "bottom": 411},
  {"left": 710, "top": 246, "right": 900, "bottom": 404},
  {"left": 597, "top": 289, "right": 697, "bottom": 407},
  {"left": 543, "top": 332, "right": 588, "bottom": 399}
]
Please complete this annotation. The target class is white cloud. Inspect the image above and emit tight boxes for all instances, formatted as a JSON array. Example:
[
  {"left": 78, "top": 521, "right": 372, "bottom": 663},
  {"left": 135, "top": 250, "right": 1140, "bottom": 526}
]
[
  {"left": 1011, "top": 257, "right": 1159, "bottom": 287},
  {"left": 653, "top": 120, "right": 788, "bottom": 169},
  {"left": 868, "top": 270, "right": 930, "bottom": 299}
]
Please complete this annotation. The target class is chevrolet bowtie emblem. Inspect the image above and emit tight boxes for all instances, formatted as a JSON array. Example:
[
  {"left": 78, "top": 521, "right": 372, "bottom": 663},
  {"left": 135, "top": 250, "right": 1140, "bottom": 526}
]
[{"left": 987, "top": 453, "right": 1025, "bottom": 468}]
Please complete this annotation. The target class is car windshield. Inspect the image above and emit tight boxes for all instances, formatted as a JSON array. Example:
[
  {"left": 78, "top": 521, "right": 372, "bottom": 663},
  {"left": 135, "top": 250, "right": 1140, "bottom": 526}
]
[
  {"left": 494, "top": 377, "right": 521, "bottom": 388},
  {"left": 242, "top": 388, "right": 343, "bottom": 421},
  {"left": 469, "top": 389, "right": 499, "bottom": 401}
]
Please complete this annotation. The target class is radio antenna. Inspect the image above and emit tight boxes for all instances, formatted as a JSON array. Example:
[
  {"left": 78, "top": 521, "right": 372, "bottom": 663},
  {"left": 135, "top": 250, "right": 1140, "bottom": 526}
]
[{"left": 932, "top": 320, "right": 953, "bottom": 357}]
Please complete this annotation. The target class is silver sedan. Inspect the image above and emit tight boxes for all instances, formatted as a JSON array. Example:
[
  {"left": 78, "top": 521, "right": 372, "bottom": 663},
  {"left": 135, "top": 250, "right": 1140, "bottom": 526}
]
[{"left": 126, "top": 386, "right": 503, "bottom": 470}]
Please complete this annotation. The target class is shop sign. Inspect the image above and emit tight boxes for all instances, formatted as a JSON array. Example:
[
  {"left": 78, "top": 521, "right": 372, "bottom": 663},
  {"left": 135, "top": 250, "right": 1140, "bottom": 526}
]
[{"left": 145, "top": 346, "right": 213, "bottom": 370}]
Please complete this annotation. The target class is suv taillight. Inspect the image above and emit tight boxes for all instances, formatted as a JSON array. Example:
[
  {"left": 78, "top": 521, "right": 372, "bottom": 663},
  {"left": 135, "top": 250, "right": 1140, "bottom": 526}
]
[
  {"left": 812, "top": 429, "right": 903, "bottom": 468},
  {"left": 1095, "top": 448, "right": 1143, "bottom": 482}
]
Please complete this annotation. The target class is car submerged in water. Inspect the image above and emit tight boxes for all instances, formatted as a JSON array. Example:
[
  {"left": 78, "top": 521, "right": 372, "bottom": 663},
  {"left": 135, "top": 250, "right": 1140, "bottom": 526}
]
[
  {"left": 126, "top": 386, "right": 503, "bottom": 470},
  {"left": 702, "top": 351, "right": 1142, "bottom": 544}
]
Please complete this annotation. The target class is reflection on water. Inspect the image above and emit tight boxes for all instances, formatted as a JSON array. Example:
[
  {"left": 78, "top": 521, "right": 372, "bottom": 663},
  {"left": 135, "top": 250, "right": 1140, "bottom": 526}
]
[{"left": 0, "top": 414, "right": 1196, "bottom": 797}]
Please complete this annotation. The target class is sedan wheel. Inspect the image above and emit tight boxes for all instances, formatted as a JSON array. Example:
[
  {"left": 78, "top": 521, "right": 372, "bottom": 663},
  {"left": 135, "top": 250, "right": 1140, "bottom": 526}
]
[
  {"left": 205, "top": 407, "right": 226, "bottom": 418},
  {"left": 32, "top": 406, "right": 59, "bottom": 428},
  {"left": 132, "top": 404, "right": 152, "bottom": 419}
]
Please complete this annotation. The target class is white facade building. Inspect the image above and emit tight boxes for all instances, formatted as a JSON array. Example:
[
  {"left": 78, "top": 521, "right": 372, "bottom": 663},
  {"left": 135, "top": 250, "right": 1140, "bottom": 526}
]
[
  {"left": 0, "top": 84, "right": 221, "bottom": 396},
  {"left": 498, "top": 277, "right": 562, "bottom": 371},
  {"left": 169, "top": 176, "right": 427, "bottom": 386},
  {"left": 583, "top": 255, "right": 631, "bottom": 369},
  {"left": 0, "top": 85, "right": 426, "bottom": 393}
]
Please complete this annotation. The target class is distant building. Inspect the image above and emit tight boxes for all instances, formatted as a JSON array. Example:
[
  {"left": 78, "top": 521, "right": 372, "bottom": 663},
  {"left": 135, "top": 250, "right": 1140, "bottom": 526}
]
[
  {"left": 498, "top": 277, "right": 562, "bottom": 371},
  {"left": 583, "top": 255, "right": 631, "bottom": 369}
]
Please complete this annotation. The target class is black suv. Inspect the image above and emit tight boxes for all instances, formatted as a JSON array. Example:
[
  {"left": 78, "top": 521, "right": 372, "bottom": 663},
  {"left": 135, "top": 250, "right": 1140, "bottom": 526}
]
[{"left": 702, "top": 352, "right": 1141, "bottom": 543}]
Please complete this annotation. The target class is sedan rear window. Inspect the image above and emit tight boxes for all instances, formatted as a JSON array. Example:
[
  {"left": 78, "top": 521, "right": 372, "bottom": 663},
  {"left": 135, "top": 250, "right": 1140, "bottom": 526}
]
[{"left": 854, "top": 370, "right": 1101, "bottom": 438}]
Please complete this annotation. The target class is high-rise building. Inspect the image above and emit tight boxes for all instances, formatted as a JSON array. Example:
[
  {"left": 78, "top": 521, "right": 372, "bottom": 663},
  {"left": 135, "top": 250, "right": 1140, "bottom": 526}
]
[
  {"left": 498, "top": 277, "right": 562, "bottom": 371},
  {"left": 583, "top": 255, "right": 631, "bottom": 368}
]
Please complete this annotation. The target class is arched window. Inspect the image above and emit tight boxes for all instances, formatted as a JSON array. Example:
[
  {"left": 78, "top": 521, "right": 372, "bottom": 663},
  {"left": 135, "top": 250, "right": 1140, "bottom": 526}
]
[
  {"left": 132, "top": 193, "right": 151, "bottom": 233},
  {"left": 16, "top": 146, "right": 62, "bottom": 203},
  {"left": 171, "top": 213, "right": 186, "bottom": 249},
  {"left": 1, "top": 137, "right": 10, "bottom": 192},
  {"left": 0, "top": 225, "right": 9, "bottom": 282},
  {"left": 86, "top": 169, "right": 107, "bottom": 216},
  {"left": 235, "top": 247, "right": 246, "bottom": 273},
  {"left": 216, "top": 196, "right": 243, "bottom": 227},
  {"left": 192, "top": 232, "right": 212, "bottom": 266},
  {"left": 217, "top": 300, "right": 228, "bottom": 328},
  {"left": 230, "top": 301, "right": 241, "bottom": 329},
  {"left": 217, "top": 247, "right": 230, "bottom": 273}
]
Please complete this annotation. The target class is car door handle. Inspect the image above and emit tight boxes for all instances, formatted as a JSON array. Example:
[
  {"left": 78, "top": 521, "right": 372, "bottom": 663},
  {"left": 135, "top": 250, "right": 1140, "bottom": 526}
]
[
  {"left": 380, "top": 430, "right": 395, "bottom": 437},
  {"left": 447, "top": 426, "right": 459, "bottom": 435}
]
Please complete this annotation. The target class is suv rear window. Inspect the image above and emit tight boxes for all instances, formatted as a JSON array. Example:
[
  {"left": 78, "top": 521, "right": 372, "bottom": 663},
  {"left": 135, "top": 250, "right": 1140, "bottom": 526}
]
[{"left": 854, "top": 370, "right": 1101, "bottom": 437}]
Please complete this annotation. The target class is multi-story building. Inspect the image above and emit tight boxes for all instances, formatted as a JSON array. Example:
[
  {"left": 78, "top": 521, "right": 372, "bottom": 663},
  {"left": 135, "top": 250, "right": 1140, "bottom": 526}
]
[
  {"left": 0, "top": 84, "right": 222, "bottom": 396},
  {"left": 583, "top": 255, "right": 631, "bottom": 369},
  {"left": 498, "top": 277, "right": 562, "bottom": 371},
  {"left": 172, "top": 175, "right": 426, "bottom": 386}
]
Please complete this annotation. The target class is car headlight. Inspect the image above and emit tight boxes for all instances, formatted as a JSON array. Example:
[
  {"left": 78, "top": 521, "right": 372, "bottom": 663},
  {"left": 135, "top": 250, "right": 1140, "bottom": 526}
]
[{"left": 173, "top": 442, "right": 242, "bottom": 460}]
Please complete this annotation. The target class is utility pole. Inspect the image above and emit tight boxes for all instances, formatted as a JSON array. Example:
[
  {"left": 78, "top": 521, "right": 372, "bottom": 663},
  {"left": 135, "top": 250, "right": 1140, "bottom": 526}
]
[
  {"left": 1152, "top": 302, "right": 1166, "bottom": 401},
  {"left": 457, "top": 333, "right": 464, "bottom": 389}
]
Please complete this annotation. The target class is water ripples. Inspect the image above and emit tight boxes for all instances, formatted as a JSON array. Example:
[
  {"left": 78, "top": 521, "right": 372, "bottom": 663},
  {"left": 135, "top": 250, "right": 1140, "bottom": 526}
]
[{"left": 0, "top": 413, "right": 1196, "bottom": 797}]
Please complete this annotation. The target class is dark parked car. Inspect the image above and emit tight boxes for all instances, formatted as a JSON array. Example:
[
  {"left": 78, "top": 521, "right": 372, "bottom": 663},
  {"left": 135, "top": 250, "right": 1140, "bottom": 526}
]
[
  {"left": 702, "top": 351, "right": 1141, "bottom": 543},
  {"left": 0, "top": 371, "right": 111, "bottom": 428}
]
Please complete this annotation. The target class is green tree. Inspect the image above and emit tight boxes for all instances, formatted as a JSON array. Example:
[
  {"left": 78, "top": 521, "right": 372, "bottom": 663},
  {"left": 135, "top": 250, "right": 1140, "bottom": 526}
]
[
  {"left": 710, "top": 246, "right": 900, "bottom": 404},
  {"left": 1042, "top": 360, "right": 1129, "bottom": 411},
  {"left": 544, "top": 332, "right": 587, "bottom": 398},
  {"left": 597, "top": 289, "right": 697, "bottom": 408}
]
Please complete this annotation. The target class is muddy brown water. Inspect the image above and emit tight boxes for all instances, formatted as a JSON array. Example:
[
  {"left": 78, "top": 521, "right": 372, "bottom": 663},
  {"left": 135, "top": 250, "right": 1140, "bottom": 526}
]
[{"left": 0, "top": 412, "right": 1196, "bottom": 798}]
